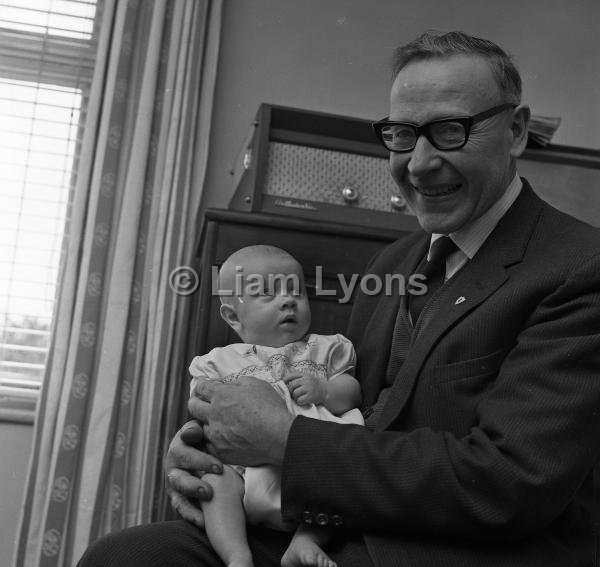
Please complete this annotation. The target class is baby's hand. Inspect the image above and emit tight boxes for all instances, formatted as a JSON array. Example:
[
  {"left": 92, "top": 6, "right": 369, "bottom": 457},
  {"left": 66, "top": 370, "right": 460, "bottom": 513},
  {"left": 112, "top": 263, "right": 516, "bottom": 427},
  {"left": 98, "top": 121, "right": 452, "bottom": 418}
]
[{"left": 283, "top": 372, "right": 327, "bottom": 406}]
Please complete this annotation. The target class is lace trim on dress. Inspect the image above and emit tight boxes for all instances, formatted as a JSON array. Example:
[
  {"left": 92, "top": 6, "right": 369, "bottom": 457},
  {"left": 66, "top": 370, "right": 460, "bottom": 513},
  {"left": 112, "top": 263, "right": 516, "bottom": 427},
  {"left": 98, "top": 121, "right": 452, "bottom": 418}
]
[{"left": 221, "top": 353, "right": 327, "bottom": 383}]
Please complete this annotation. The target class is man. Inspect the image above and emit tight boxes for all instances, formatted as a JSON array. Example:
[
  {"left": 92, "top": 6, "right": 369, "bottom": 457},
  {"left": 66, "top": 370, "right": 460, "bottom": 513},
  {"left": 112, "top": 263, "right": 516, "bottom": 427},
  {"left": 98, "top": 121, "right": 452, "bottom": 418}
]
[{"left": 79, "top": 31, "right": 600, "bottom": 566}]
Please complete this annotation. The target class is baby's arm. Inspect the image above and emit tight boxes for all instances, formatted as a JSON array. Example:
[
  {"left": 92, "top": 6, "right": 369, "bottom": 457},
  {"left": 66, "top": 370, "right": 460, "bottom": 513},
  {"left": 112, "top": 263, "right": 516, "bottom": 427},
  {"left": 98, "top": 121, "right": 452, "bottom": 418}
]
[
  {"left": 322, "top": 372, "right": 361, "bottom": 415},
  {"left": 285, "top": 372, "right": 361, "bottom": 415}
]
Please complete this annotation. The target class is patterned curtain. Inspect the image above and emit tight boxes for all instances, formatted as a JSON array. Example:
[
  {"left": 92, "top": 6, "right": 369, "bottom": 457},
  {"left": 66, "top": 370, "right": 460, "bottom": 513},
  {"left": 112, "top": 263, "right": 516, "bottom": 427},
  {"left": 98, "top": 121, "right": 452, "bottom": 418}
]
[{"left": 13, "top": 0, "right": 222, "bottom": 565}]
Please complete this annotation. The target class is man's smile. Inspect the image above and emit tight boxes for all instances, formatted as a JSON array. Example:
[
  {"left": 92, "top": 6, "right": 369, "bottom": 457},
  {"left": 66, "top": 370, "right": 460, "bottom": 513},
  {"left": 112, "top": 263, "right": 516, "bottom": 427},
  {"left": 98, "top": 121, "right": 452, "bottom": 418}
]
[{"left": 411, "top": 183, "right": 463, "bottom": 197}]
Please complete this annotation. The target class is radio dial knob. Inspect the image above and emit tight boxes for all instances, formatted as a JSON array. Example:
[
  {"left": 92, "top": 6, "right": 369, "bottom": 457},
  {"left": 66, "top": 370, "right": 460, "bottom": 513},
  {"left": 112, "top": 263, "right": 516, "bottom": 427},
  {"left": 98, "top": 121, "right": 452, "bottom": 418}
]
[
  {"left": 341, "top": 186, "right": 359, "bottom": 203},
  {"left": 390, "top": 194, "right": 406, "bottom": 210}
]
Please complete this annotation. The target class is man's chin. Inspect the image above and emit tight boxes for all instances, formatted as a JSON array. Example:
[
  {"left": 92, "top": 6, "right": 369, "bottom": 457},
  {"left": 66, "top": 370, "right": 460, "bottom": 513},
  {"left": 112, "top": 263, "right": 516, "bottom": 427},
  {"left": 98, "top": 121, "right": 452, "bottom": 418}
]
[{"left": 415, "top": 211, "right": 468, "bottom": 234}]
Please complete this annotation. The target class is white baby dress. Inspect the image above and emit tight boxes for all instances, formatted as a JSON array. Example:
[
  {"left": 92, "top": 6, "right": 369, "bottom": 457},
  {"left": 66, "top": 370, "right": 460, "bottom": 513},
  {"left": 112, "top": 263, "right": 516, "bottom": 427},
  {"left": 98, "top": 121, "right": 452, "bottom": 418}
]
[{"left": 189, "top": 333, "right": 364, "bottom": 530}]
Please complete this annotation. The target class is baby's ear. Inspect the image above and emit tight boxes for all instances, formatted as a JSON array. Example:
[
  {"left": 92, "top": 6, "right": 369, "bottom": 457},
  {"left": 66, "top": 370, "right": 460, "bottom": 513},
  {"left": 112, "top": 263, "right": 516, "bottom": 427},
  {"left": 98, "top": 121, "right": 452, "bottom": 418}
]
[{"left": 220, "top": 302, "right": 240, "bottom": 330}]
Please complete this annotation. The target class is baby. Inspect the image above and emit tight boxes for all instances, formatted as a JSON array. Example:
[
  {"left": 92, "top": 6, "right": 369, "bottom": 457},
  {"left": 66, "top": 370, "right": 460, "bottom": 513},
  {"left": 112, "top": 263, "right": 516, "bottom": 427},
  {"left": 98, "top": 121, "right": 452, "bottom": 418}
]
[{"left": 189, "top": 245, "right": 363, "bottom": 567}]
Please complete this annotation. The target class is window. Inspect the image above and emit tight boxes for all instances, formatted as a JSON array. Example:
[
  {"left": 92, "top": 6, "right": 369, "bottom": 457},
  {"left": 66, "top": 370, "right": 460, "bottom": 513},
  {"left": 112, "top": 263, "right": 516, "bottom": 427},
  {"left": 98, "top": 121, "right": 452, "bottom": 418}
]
[{"left": 0, "top": 0, "right": 103, "bottom": 422}]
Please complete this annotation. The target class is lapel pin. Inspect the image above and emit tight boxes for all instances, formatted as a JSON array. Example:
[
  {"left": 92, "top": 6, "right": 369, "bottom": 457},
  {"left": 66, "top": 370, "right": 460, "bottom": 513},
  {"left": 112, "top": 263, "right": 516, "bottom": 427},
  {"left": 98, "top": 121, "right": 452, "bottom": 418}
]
[{"left": 455, "top": 296, "right": 466, "bottom": 305}]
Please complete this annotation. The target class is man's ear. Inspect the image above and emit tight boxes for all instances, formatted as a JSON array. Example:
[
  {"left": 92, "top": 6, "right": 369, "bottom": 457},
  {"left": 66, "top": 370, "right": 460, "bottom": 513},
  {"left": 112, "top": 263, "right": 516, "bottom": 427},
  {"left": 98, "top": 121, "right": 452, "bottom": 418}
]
[
  {"left": 509, "top": 104, "right": 531, "bottom": 158},
  {"left": 220, "top": 302, "right": 242, "bottom": 333}
]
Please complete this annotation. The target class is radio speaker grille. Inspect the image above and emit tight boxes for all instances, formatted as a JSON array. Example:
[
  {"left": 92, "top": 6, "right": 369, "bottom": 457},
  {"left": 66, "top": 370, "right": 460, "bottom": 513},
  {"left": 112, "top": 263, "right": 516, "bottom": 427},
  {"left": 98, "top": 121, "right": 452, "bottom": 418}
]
[{"left": 264, "top": 142, "right": 402, "bottom": 212}]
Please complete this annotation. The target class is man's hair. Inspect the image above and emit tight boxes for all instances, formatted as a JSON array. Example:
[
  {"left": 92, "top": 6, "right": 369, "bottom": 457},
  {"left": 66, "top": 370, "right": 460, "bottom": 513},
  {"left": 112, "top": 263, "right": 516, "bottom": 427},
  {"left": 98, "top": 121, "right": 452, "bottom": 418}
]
[{"left": 391, "top": 31, "right": 522, "bottom": 104}]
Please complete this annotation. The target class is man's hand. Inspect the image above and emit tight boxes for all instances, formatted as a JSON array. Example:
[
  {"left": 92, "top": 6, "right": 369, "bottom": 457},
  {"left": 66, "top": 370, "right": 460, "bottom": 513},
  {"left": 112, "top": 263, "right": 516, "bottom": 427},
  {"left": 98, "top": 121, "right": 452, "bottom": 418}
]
[
  {"left": 164, "top": 420, "right": 224, "bottom": 527},
  {"left": 283, "top": 372, "right": 327, "bottom": 406},
  {"left": 190, "top": 376, "right": 294, "bottom": 467}
]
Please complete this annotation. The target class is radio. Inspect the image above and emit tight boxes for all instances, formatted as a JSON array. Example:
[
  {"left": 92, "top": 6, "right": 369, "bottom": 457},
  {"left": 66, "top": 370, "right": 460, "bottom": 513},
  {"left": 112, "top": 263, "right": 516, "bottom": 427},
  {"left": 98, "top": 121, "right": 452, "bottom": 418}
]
[{"left": 228, "top": 104, "right": 419, "bottom": 231}]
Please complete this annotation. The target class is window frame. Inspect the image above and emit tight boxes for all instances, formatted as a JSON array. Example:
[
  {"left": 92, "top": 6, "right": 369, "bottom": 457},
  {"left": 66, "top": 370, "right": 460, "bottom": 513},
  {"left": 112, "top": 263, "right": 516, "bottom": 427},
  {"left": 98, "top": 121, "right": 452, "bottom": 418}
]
[{"left": 0, "top": 1, "right": 102, "bottom": 424}]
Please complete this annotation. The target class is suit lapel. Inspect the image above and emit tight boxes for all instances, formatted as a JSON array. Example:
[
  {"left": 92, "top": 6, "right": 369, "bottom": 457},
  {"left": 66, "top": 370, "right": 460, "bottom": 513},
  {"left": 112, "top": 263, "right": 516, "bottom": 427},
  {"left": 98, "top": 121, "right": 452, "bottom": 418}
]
[
  {"left": 375, "top": 180, "right": 544, "bottom": 431},
  {"left": 358, "top": 235, "right": 429, "bottom": 406}
]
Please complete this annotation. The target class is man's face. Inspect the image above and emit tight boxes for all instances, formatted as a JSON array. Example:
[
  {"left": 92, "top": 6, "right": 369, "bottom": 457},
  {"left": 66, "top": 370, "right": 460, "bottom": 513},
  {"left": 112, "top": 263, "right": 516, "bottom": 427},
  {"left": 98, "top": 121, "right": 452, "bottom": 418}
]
[
  {"left": 234, "top": 255, "right": 311, "bottom": 348},
  {"left": 389, "top": 54, "right": 518, "bottom": 234}
]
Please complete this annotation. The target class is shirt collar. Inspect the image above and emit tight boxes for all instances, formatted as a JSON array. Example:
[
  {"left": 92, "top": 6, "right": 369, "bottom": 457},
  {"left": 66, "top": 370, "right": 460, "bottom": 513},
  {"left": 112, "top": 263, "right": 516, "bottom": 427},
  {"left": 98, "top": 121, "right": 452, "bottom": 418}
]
[{"left": 430, "top": 173, "right": 522, "bottom": 260}]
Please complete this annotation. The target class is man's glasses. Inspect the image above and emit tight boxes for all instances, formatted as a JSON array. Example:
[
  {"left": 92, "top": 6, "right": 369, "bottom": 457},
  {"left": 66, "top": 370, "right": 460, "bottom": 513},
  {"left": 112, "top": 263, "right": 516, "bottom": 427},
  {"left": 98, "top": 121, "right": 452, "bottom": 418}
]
[{"left": 372, "top": 103, "right": 516, "bottom": 152}]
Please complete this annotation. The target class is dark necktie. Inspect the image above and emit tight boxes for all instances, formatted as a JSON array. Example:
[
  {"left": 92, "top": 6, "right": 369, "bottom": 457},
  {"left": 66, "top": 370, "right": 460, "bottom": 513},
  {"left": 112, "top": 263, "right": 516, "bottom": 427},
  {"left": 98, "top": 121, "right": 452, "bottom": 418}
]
[
  {"left": 409, "top": 236, "right": 458, "bottom": 325},
  {"left": 366, "top": 236, "right": 459, "bottom": 429}
]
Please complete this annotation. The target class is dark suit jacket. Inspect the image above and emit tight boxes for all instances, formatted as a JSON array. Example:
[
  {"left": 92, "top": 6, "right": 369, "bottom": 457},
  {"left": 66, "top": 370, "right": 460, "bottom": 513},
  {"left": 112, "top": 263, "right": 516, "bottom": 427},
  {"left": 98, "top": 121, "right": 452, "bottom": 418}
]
[{"left": 281, "top": 181, "right": 600, "bottom": 566}]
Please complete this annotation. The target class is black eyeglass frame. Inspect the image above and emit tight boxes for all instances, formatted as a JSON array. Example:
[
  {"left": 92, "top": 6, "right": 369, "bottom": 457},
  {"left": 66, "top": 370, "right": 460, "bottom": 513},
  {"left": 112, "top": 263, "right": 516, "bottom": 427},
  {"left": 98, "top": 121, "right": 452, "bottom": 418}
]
[{"left": 372, "top": 102, "right": 517, "bottom": 152}]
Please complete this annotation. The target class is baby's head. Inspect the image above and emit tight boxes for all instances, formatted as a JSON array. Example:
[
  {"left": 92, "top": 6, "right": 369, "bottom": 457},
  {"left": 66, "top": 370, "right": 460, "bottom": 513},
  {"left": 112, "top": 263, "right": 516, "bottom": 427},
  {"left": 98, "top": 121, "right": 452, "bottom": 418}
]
[{"left": 218, "top": 245, "right": 311, "bottom": 347}]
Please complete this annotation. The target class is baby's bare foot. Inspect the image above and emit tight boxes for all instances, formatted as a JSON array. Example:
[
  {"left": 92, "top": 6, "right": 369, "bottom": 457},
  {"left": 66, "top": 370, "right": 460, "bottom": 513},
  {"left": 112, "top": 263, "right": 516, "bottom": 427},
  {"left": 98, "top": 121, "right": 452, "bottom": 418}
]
[{"left": 281, "top": 538, "right": 336, "bottom": 567}]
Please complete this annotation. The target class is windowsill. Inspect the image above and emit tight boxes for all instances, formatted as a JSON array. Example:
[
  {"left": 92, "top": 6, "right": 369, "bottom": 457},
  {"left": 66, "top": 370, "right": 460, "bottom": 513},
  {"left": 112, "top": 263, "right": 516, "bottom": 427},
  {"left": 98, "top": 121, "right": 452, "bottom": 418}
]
[{"left": 0, "top": 387, "right": 38, "bottom": 425}]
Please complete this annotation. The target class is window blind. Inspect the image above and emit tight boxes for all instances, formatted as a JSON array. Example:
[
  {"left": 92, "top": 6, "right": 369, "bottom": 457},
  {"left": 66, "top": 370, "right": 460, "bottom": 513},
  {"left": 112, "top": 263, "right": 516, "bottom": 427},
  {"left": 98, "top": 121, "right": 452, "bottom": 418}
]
[{"left": 0, "top": 0, "right": 102, "bottom": 423}]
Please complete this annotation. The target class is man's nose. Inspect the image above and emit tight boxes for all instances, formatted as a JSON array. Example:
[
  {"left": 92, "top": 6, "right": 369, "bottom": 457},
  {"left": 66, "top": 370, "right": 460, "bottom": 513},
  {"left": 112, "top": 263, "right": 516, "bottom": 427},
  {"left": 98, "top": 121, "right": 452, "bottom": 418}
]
[{"left": 406, "top": 135, "right": 443, "bottom": 180}]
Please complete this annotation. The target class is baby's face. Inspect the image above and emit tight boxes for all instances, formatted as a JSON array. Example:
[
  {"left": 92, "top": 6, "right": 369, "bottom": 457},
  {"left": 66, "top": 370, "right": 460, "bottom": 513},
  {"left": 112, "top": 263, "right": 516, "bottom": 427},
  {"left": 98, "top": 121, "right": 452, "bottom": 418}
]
[{"left": 234, "top": 255, "right": 311, "bottom": 347}]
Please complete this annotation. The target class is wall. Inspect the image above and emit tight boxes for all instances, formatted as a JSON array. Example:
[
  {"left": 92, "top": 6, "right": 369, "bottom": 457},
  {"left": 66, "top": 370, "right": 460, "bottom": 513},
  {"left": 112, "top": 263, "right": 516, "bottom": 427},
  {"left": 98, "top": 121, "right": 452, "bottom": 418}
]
[
  {"left": 198, "top": 0, "right": 600, "bottom": 210},
  {"left": 0, "top": 422, "right": 33, "bottom": 565}
]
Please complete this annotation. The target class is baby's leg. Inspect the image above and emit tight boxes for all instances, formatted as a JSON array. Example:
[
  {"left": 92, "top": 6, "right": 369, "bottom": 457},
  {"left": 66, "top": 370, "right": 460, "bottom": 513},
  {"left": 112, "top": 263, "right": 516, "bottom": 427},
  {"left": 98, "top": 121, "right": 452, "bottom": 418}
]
[
  {"left": 201, "top": 465, "right": 253, "bottom": 567},
  {"left": 281, "top": 524, "right": 336, "bottom": 567}
]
